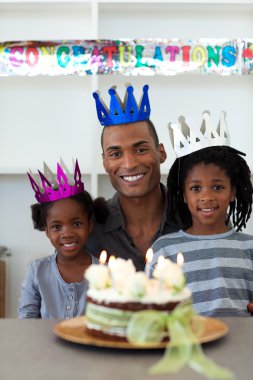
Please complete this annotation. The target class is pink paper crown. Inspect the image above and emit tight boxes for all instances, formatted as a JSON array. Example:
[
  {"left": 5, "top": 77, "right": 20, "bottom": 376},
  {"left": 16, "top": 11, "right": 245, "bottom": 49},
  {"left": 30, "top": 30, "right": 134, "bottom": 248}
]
[{"left": 27, "top": 159, "right": 85, "bottom": 203}]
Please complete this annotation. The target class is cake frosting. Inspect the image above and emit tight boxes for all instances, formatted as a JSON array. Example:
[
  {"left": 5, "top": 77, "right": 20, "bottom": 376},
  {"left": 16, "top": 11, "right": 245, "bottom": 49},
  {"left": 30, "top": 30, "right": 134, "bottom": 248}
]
[{"left": 84, "top": 257, "right": 192, "bottom": 341}]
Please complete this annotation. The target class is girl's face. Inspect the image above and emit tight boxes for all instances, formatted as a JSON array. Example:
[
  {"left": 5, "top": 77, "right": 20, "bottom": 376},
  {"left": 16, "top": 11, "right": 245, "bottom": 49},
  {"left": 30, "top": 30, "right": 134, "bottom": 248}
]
[
  {"left": 183, "top": 163, "right": 236, "bottom": 235},
  {"left": 45, "top": 198, "right": 92, "bottom": 259}
]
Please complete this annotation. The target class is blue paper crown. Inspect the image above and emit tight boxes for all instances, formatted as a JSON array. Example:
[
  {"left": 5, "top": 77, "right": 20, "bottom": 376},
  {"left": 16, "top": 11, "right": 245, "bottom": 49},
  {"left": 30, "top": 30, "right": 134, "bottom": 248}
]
[{"left": 92, "top": 84, "right": 151, "bottom": 126}]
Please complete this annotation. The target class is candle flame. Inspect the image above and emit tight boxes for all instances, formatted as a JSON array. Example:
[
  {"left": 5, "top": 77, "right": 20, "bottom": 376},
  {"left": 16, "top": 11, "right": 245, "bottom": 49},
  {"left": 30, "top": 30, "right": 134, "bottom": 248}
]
[
  {"left": 108, "top": 255, "right": 116, "bottom": 270},
  {"left": 146, "top": 248, "right": 153, "bottom": 263},
  {"left": 99, "top": 250, "right": 107, "bottom": 265},
  {"left": 177, "top": 252, "right": 184, "bottom": 266}
]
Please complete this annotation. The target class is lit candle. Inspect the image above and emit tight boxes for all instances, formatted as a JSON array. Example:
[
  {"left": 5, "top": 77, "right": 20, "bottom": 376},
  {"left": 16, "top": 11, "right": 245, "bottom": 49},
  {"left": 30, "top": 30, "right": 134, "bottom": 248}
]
[
  {"left": 108, "top": 255, "right": 116, "bottom": 287},
  {"left": 177, "top": 252, "right": 184, "bottom": 267},
  {"left": 108, "top": 255, "right": 116, "bottom": 271},
  {"left": 99, "top": 250, "right": 107, "bottom": 265},
  {"left": 145, "top": 248, "right": 153, "bottom": 278}
]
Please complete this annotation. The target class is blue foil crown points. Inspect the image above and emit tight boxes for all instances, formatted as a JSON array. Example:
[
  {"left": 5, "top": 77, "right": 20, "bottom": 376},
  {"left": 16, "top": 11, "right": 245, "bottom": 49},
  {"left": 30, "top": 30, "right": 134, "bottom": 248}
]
[{"left": 93, "top": 84, "right": 151, "bottom": 126}]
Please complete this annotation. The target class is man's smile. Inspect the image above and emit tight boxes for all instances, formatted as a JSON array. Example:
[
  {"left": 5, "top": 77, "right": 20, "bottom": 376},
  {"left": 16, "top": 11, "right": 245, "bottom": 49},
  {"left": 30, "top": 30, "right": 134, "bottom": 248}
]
[{"left": 121, "top": 174, "right": 145, "bottom": 182}]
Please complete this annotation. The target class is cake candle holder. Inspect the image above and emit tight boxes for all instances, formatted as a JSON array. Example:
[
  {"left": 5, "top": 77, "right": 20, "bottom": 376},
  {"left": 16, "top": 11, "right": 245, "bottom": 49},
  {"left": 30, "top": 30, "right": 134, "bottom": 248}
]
[
  {"left": 157, "top": 255, "right": 165, "bottom": 269},
  {"left": 145, "top": 248, "right": 153, "bottom": 278},
  {"left": 177, "top": 252, "right": 184, "bottom": 267},
  {"left": 108, "top": 255, "right": 116, "bottom": 287},
  {"left": 157, "top": 255, "right": 165, "bottom": 290}
]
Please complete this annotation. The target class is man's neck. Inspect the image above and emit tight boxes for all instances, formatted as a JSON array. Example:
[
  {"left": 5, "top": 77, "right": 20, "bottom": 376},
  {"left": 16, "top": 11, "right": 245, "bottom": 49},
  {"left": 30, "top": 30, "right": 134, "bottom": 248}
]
[
  {"left": 118, "top": 186, "right": 165, "bottom": 257},
  {"left": 119, "top": 184, "right": 164, "bottom": 219}
]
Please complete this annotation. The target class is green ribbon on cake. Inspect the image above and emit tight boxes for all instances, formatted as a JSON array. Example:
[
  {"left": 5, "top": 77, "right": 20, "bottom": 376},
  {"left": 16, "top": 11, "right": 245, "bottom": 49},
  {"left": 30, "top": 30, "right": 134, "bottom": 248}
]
[{"left": 126, "top": 302, "right": 234, "bottom": 379}]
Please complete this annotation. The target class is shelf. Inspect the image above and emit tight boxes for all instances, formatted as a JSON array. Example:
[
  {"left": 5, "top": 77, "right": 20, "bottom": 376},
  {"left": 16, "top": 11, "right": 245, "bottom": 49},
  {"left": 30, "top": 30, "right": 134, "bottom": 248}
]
[
  {"left": 1, "top": 0, "right": 253, "bottom": 3},
  {"left": 1, "top": 0, "right": 253, "bottom": 9},
  {"left": 0, "top": 1, "right": 93, "bottom": 16},
  {"left": 0, "top": 4, "right": 94, "bottom": 40},
  {"left": 0, "top": 0, "right": 91, "bottom": 4}
]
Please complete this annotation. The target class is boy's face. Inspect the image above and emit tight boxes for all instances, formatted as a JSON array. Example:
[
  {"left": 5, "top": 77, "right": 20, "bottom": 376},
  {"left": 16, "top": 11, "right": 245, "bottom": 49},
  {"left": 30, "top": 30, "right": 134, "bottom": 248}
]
[
  {"left": 102, "top": 121, "right": 167, "bottom": 199},
  {"left": 183, "top": 163, "right": 236, "bottom": 235},
  {"left": 45, "top": 198, "right": 92, "bottom": 259}
]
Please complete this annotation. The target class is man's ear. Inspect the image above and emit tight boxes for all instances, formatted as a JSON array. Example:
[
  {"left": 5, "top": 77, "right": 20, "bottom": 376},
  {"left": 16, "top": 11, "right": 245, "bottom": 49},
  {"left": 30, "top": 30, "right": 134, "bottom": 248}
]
[
  {"left": 102, "top": 152, "right": 108, "bottom": 173},
  {"left": 158, "top": 143, "right": 167, "bottom": 164}
]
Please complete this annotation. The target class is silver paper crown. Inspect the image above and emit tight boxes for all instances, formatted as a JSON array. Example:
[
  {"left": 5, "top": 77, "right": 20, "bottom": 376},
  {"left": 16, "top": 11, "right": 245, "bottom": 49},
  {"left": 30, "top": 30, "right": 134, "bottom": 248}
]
[{"left": 168, "top": 111, "right": 230, "bottom": 158}]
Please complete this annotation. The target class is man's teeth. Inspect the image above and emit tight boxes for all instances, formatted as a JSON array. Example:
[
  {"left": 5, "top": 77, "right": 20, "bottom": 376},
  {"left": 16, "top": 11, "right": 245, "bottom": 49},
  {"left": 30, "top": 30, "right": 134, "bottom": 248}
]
[
  {"left": 63, "top": 243, "right": 76, "bottom": 247},
  {"left": 123, "top": 174, "right": 144, "bottom": 182}
]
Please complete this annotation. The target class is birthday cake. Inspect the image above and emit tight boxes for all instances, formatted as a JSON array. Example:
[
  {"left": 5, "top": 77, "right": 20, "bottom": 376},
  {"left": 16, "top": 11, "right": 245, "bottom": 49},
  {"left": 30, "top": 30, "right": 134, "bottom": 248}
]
[{"left": 84, "top": 256, "right": 192, "bottom": 342}]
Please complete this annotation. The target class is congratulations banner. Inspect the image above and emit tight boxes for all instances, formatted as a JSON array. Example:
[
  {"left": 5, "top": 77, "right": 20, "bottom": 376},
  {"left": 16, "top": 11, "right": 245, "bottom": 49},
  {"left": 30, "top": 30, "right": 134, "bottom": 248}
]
[{"left": 0, "top": 39, "right": 253, "bottom": 76}]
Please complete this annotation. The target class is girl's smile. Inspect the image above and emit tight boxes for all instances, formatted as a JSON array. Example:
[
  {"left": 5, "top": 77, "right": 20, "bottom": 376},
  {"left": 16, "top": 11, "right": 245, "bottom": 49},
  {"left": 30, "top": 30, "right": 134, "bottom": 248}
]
[{"left": 45, "top": 197, "right": 92, "bottom": 259}]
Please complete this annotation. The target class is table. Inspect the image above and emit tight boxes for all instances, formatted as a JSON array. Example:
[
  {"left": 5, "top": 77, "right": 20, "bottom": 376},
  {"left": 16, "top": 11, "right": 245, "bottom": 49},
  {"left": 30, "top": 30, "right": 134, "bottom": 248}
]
[{"left": 0, "top": 318, "right": 252, "bottom": 380}]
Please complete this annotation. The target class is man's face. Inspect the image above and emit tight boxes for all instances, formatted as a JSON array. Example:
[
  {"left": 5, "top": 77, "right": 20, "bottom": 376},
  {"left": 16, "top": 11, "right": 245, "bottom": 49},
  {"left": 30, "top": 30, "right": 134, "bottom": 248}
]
[{"left": 102, "top": 121, "right": 167, "bottom": 199}]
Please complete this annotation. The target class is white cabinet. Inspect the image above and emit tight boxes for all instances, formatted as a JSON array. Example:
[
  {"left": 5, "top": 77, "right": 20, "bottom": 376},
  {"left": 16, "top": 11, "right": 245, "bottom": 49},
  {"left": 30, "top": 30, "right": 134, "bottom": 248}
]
[{"left": 1, "top": 0, "right": 253, "bottom": 317}]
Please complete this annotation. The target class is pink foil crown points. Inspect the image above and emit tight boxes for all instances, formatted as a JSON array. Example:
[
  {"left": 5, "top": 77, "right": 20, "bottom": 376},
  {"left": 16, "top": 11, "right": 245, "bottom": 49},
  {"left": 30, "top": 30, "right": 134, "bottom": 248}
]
[{"left": 27, "top": 159, "right": 85, "bottom": 203}]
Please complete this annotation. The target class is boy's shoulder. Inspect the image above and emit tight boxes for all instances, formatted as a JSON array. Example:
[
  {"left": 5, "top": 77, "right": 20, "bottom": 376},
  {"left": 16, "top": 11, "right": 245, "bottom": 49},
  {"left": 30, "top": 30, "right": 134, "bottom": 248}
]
[
  {"left": 230, "top": 230, "right": 253, "bottom": 241},
  {"left": 152, "top": 230, "right": 185, "bottom": 249},
  {"left": 152, "top": 229, "right": 253, "bottom": 251}
]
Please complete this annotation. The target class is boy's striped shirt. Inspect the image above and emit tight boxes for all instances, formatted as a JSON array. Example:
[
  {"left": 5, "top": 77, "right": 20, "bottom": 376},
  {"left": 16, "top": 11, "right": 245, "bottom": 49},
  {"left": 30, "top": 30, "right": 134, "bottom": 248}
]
[{"left": 151, "top": 229, "right": 253, "bottom": 317}]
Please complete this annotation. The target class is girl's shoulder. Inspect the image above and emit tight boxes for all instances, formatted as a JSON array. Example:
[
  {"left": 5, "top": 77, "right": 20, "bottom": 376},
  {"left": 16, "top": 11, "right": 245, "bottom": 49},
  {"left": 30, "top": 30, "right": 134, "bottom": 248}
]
[{"left": 28, "top": 252, "right": 57, "bottom": 269}]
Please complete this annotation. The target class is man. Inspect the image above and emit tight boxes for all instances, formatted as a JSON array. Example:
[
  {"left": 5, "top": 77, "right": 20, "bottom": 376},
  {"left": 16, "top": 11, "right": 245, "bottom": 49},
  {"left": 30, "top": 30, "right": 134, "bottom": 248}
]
[{"left": 86, "top": 84, "right": 179, "bottom": 270}]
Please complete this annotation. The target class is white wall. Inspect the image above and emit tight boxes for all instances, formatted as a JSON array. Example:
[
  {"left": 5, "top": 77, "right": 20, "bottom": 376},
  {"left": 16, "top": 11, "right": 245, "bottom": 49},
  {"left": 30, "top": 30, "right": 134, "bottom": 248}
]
[{"left": 1, "top": 0, "right": 253, "bottom": 317}]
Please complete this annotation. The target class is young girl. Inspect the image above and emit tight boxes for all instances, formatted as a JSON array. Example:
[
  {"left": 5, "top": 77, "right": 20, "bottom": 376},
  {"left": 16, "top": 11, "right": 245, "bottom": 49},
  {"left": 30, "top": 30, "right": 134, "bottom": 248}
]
[
  {"left": 19, "top": 160, "right": 99, "bottom": 319},
  {"left": 151, "top": 145, "right": 253, "bottom": 317}
]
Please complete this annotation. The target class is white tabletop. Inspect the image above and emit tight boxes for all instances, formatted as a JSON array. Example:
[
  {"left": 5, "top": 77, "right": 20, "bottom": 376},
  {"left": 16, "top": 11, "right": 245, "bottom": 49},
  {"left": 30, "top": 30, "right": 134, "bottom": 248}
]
[{"left": 0, "top": 317, "right": 252, "bottom": 380}]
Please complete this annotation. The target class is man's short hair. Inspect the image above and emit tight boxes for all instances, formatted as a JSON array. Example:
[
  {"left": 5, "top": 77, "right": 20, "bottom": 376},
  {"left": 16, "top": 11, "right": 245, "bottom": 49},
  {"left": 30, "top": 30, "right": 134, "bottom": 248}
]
[{"left": 100, "top": 119, "right": 159, "bottom": 150}]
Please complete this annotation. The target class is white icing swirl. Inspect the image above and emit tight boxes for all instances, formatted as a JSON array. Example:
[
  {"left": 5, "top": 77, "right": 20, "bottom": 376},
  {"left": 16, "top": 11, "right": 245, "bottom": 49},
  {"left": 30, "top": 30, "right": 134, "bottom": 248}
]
[
  {"left": 109, "top": 258, "right": 136, "bottom": 293},
  {"left": 153, "top": 258, "right": 184, "bottom": 289},
  {"left": 124, "top": 272, "right": 148, "bottom": 298},
  {"left": 85, "top": 264, "right": 110, "bottom": 289}
]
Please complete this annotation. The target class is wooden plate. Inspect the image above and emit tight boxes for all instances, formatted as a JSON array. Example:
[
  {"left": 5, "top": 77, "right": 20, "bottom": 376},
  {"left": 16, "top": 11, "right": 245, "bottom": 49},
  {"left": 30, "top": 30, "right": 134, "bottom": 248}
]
[{"left": 54, "top": 316, "right": 229, "bottom": 349}]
